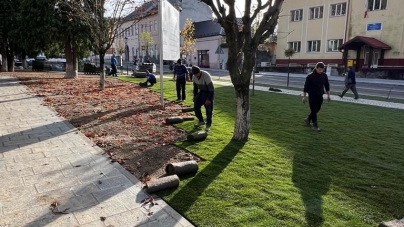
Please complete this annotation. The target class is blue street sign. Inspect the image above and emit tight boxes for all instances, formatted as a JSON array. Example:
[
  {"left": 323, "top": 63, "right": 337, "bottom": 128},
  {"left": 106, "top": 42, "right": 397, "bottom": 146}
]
[{"left": 367, "top": 22, "right": 382, "bottom": 31}]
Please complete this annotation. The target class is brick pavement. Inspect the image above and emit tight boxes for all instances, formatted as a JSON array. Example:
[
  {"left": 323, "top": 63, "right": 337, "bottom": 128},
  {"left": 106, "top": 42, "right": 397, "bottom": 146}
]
[{"left": 0, "top": 76, "right": 193, "bottom": 227}]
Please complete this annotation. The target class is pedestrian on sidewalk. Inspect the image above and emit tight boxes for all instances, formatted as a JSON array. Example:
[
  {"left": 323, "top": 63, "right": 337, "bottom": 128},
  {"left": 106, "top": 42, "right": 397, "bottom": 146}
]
[
  {"left": 192, "top": 66, "right": 215, "bottom": 132},
  {"left": 302, "top": 62, "right": 331, "bottom": 131},
  {"left": 338, "top": 66, "right": 359, "bottom": 99},
  {"left": 111, "top": 54, "right": 118, "bottom": 77},
  {"left": 173, "top": 59, "right": 190, "bottom": 101}
]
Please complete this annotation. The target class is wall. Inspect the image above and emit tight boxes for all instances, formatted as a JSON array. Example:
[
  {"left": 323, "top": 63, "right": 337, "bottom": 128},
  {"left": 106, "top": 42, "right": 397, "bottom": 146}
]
[
  {"left": 191, "top": 35, "right": 223, "bottom": 69},
  {"left": 277, "top": 0, "right": 347, "bottom": 64},
  {"left": 277, "top": 0, "right": 404, "bottom": 66},
  {"left": 114, "top": 1, "right": 212, "bottom": 63}
]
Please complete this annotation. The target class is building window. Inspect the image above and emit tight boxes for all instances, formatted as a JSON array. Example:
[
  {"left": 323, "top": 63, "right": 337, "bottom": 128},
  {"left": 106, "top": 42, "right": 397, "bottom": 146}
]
[
  {"left": 330, "top": 3, "right": 346, "bottom": 16},
  {"left": 307, "top": 40, "right": 321, "bottom": 52},
  {"left": 154, "top": 20, "right": 157, "bottom": 31},
  {"left": 368, "top": 0, "right": 387, "bottom": 11},
  {"left": 135, "top": 24, "right": 138, "bottom": 35},
  {"left": 150, "top": 21, "right": 153, "bottom": 32},
  {"left": 131, "top": 26, "right": 134, "bottom": 36},
  {"left": 140, "top": 24, "right": 143, "bottom": 33},
  {"left": 327, "top": 39, "right": 343, "bottom": 52},
  {"left": 291, "top": 9, "right": 303, "bottom": 22},
  {"left": 309, "top": 6, "right": 323, "bottom": 19},
  {"left": 288, "top": 41, "right": 301, "bottom": 53}
]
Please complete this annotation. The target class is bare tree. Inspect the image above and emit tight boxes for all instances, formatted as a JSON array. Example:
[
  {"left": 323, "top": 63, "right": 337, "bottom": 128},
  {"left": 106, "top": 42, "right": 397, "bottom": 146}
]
[
  {"left": 66, "top": 0, "right": 139, "bottom": 89},
  {"left": 200, "top": 0, "right": 284, "bottom": 141}
]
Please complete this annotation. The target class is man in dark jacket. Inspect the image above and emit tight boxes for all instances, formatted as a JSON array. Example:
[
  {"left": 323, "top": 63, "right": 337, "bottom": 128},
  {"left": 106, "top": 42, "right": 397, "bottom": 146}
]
[
  {"left": 338, "top": 66, "right": 359, "bottom": 99},
  {"left": 173, "top": 59, "right": 190, "bottom": 101},
  {"left": 302, "top": 62, "right": 331, "bottom": 131},
  {"left": 192, "top": 66, "right": 215, "bottom": 132}
]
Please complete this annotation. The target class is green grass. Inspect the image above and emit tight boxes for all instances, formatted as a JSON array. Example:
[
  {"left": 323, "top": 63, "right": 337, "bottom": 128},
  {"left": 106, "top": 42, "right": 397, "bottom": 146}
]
[{"left": 120, "top": 76, "right": 404, "bottom": 227}]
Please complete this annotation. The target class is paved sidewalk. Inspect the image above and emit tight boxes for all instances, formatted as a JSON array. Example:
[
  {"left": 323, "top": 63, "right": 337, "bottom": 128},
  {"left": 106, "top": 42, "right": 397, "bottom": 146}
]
[{"left": 0, "top": 76, "right": 193, "bottom": 227}]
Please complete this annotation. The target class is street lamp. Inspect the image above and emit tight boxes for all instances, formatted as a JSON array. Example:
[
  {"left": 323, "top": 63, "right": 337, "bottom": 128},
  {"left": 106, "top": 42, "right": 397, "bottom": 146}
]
[{"left": 124, "top": 37, "right": 128, "bottom": 62}]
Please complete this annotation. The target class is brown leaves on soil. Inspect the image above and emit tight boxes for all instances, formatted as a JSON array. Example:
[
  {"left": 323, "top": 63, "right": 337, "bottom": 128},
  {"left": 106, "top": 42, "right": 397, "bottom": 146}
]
[{"left": 16, "top": 72, "right": 201, "bottom": 180}]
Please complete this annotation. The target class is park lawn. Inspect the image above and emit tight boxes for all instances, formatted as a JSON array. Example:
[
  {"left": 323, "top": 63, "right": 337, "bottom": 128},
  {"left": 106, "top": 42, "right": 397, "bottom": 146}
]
[{"left": 121, "top": 76, "right": 404, "bottom": 227}]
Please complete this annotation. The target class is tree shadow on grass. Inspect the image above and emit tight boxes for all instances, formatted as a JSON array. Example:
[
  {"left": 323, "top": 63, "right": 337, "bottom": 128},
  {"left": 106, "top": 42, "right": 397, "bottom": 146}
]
[{"left": 158, "top": 139, "right": 246, "bottom": 213}]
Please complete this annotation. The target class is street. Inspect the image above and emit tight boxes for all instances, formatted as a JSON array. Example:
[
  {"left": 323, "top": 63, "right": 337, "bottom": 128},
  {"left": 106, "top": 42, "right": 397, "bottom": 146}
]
[{"left": 202, "top": 68, "right": 404, "bottom": 100}]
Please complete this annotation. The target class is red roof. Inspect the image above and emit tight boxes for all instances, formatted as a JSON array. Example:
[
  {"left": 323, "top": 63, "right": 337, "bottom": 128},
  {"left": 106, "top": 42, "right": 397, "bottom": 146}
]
[{"left": 338, "top": 36, "right": 391, "bottom": 50}]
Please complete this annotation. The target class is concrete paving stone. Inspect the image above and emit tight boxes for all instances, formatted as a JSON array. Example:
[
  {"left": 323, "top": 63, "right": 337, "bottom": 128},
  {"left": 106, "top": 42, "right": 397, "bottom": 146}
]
[
  {"left": 96, "top": 175, "right": 134, "bottom": 191},
  {"left": 6, "top": 128, "right": 24, "bottom": 134},
  {"left": 103, "top": 208, "right": 151, "bottom": 227},
  {"left": 35, "top": 175, "right": 82, "bottom": 193},
  {"left": 92, "top": 185, "right": 146, "bottom": 211},
  {"left": 89, "top": 159, "right": 116, "bottom": 172},
  {"left": 42, "top": 147, "right": 73, "bottom": 157},
  {"left": 71, "top": 182, "right": 102, "bottom": 196},
  {"left": 0, "top": 185, "right": 37, "bottom": 202},
  {"left": 0, "top": 176, "right": 24, "bottom": 189},
  {"left": 23, "top": 170, "right": 67, "bottom": 185},
  {"left": 58, "top": 152, "right": 95, "bottom": 167},
  {"left": 14, "top": 152, "right": 45, "bottom": 163},
  {"left": 0, "top": 205, "right": 79, "bottom": 227},
  {"left": 73, "top": 199, "right": 129, "bottom": 225},
  {"left": 0, "top": 166, "right": 34, "bottom": 178},
  {"left": 78, "top": 219, "right": 107, "bottom": 227},
  {"left": 3, "top": 138, "right": 40, "bottom": 147},
  {"left": 76, "top": 167, "right": 121, "bottom": 183},
  {"left": 42, "top": 193, "right": 99, "bottom": 213},
  {"left": 8, "top": 134, "right": 30, "bottom": 141},
  {"left": 2, "top": 147, "right": 33, "bottom": 158},
  {"left": 70, "top": 146, "right": 102, "bottom": 155},
  {"left": 25, "top": 127, "right": 63, "bottom": 135},
  {"left": 7, "top": 156, "right": 59, "bottom": 170},
  {"left": 92, "top": 185, "right": 134, "bottom": 203},
  {"left": 0, "top": 145, "right": 19, "bottom": 153},
  {"left": 153, "top": 198, "right": 194, "bottom": 227},
  {"left": 33, "top": 161, "right": 72, "bottom": 175},
  {"left": 21, "top": 213, "right": 79, "bottom": 227},
  {"left": 0, "top": 206, "right": 51, "bottom": 226},
  {"left": 137, "top": 214, "right": 185, "bottom": 227}
]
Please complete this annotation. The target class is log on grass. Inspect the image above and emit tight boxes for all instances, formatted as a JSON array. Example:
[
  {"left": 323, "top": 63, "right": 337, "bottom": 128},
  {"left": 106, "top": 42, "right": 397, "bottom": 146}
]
[
  {"left": 146, "top": 175, "right": 180, "bottom": 194},
  {"left": 165, "top": 160, "right": 198, "bottom": 175},
  {"left": 165, "top": 116, "right": 194, "bottom": 124},
  {"left": 181, "top": 107, "right": 194, "bottom": 113},
  {"left": 187, "top": 131, "right": 208, "bottom": 141}
]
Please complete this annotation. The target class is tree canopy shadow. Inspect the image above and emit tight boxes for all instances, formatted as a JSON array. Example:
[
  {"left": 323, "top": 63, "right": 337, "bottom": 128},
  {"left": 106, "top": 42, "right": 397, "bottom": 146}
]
[{"left": 158, "top": 139, "right": 245, "bottom": 213}]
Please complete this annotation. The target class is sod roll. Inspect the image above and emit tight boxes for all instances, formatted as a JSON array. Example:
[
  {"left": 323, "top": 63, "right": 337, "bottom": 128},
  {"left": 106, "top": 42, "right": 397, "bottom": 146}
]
[
  {"left": 165, "top": 116, "right": 184, "bottom": 124},
  {"left": 182, "top": 116, "right": 195, "bottom": 121},
  {"left": 182, "top": 107, "right": 194, "bottom": 113},
  {"left": 146, "top": 175, "right": 180, "bottom": 194},
  {"left": 165, "top": 160, "right": 198, "bottom": 175},
  {"left": 187, "top": 131, "right": 208, "bottom": 141}
]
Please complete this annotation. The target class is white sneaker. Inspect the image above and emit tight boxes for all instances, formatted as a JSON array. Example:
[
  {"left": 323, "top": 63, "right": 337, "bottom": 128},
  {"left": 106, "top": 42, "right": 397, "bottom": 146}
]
[{"left": 205, "top": 126, "right": 211, "bottom": 132}]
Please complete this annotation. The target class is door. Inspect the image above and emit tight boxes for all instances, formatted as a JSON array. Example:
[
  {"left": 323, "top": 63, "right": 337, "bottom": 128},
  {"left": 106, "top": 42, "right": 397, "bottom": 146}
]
[{"left": 372, "top": 50, "right": 379, "bottom": 68}]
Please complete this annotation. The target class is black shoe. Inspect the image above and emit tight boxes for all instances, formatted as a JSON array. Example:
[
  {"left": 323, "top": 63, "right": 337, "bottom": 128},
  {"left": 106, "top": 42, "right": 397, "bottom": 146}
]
[
  {"left": 303, "top": 118, "right": 311, "bottom": 126},
  {"left": 312, "top": 123, "right": 321, "bottom": 132},
  {"left": 338, "top": 94, "right": 343, "bottom": 98}
]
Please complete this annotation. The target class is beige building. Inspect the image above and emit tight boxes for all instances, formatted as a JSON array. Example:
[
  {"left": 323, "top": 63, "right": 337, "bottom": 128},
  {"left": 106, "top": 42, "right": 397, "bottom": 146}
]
[
  {"left": 276, "top": 0, "right": 404, "bottom": 73},
  {"left": 114, "top": 0, "right": 212, "bottom": 63}
]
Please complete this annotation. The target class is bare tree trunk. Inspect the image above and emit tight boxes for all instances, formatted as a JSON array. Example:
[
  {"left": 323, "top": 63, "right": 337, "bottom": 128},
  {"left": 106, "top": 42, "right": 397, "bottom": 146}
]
[
  {"left": 233, "top": 85, "right": 250, "bottom": 141},
  {"left": 229, "top": 49, "right": 255, "bottom": 141},
  {"left": 1, "top": 42, "right": 7, "bottom": 72},
  {"left": 7, "top": 42, "right": 14, "bottom": 72},
  {"left": 64, "top": 41, "right": 78, "bottom": 79},
  {"left": 99, "top": 52, "right": 106, "bottom": 90}
]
